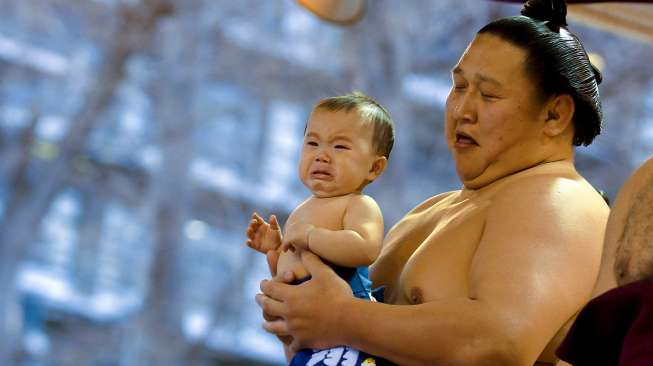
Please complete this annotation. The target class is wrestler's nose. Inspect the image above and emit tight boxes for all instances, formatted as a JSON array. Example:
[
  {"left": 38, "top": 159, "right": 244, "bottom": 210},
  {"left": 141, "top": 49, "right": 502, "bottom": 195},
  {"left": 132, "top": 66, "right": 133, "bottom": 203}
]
[{"left": 453, "top": 92, "right": 477, "bottom": 123}]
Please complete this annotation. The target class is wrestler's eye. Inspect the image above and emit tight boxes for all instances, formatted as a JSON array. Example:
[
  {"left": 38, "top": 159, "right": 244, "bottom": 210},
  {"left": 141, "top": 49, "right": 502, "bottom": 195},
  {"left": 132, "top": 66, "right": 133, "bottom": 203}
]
[{"left": 481, "top": 93, "right": 499, "bottom": 100}]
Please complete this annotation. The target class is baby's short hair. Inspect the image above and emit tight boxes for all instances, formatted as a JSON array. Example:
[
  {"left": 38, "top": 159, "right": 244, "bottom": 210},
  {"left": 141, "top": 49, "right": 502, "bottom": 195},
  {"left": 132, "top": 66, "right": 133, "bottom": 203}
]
[{"left": 314, "top": 92, "right": 395, "bottom": 159}]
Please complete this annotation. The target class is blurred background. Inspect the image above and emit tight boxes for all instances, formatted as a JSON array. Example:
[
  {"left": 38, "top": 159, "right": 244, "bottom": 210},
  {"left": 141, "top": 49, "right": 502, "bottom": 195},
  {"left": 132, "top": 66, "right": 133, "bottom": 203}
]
[{"left": 0, "top": 0, "right": 652, "bottom": 365}]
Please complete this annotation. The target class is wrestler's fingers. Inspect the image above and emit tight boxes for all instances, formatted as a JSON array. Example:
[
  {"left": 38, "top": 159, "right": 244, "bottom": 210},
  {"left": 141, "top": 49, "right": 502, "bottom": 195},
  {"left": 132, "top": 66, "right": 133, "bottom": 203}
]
[
  {"left": 260, "top": 279, "right": 292, "bottom": 301},
  {"left": 262, "top": 318, "right": 290, "bottom": 336},
  {"left": 279, "top": 270, "right": 296, "bottom": 284},
  {"left": 300, "top": 250, "right": 334, "bottom": 278},
  {"left": 255, "top": 293, "right": 287, "bottom": 318},
  {"left": 262, "top": 308, "right": 279, "bottom": 322}
]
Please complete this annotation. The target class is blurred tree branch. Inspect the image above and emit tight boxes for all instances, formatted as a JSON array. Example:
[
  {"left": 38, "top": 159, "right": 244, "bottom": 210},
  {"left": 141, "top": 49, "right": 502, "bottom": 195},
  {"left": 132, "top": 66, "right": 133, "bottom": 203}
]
[{"left": 0, "top": 0, "right": 174, "bottom": 362}]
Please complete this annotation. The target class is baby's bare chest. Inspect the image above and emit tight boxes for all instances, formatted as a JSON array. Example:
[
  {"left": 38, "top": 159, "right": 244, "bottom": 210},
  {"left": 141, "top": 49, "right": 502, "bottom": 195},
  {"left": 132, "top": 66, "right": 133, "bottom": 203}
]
[{"left": 285, "top": 196, "right": 351, "bottom": 232}]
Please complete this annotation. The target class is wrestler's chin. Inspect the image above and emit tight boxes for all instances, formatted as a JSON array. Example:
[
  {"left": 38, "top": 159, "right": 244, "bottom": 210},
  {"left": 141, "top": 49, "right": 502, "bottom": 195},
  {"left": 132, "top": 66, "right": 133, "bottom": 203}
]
[
  {"left": 455, "top": 163, "right": 497, "bottom": 190},
  {"left": 454, "top": 160, "right": 480, "bottom": 183}
]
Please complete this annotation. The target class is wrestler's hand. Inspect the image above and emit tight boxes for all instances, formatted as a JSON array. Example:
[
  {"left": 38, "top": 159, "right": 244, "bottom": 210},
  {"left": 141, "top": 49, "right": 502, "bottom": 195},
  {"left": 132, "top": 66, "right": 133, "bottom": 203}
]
[
  {"left": 280, "top": 222, "right": 314, "bottom": 253},
  {"left": 264, "top": 250, "right": 296, "bottom": 348},
  {"left": 246, "top": 213, "right": 282, "bottom": 254},
  {"left": 257, "top": 251, "right": 352, "bottom": 352}
]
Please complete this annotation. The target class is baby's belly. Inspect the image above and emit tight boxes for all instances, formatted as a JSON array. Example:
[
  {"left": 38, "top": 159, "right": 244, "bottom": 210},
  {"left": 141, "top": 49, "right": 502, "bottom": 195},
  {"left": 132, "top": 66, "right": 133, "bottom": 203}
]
[{"left": 277, "top": 250, "right": 309, "bottom": 281}]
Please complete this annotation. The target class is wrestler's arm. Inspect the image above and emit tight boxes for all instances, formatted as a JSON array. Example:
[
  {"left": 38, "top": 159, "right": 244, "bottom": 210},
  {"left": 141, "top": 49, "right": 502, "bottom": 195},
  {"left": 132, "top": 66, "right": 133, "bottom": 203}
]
[
  {"left": 283, "top": 195, "right": 383, "bottom": 268},
  {"left": 261, "top": 177, "right": 608, "bottom": 365}
]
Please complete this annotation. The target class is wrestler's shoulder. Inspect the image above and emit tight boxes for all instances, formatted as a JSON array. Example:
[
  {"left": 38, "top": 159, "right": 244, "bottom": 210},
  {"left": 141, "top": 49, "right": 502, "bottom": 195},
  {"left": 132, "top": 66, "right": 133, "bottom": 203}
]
[
  {"left": 493, "top": 170, "right": 608, "bottom": 214},
  {"left": 497, "top": 172, "right": 596, "bottom": 196},
  {"left": 407, "top": 190, "right": 460, "bottom": 214}
]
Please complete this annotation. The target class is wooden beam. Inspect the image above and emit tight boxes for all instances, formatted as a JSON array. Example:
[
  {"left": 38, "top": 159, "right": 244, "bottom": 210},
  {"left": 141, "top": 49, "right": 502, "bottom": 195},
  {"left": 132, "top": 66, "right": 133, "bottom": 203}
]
[{"left": 568, "top": 3, "right": 653, "bottom": 45}]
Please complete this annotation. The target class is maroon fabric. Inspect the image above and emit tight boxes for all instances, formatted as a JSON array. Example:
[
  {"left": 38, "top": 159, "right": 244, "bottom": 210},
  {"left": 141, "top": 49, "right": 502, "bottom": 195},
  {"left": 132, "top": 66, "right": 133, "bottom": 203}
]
[{"left": 556, "top": 278, "right": 653, "bottom": 366}]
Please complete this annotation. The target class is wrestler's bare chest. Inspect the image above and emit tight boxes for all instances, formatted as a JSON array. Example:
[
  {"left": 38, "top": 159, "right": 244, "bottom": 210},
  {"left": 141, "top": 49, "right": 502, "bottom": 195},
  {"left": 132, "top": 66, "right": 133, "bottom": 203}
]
[{"left": 371, "top": 191, "right": 492, "bottom": 305}]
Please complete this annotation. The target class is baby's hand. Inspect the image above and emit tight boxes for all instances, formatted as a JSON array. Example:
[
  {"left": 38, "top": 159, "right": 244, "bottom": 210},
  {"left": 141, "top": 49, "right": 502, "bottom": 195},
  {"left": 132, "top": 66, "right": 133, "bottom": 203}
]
[
  {"left": 246, "top": 213, "right": 282, "bottom": 253},
  {"left": 280, "top": 222, "right": 314, "bottom": 252}
]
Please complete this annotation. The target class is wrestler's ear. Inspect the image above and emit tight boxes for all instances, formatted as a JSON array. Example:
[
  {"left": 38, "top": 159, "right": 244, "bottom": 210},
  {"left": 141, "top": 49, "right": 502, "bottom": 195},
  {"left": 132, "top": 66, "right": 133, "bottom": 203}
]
[
  {"left": 542, "top": 94, "right": 575, "bottom": 138},
  {"left": 366, "top": 156, "right": 387, "bottom": 182}
]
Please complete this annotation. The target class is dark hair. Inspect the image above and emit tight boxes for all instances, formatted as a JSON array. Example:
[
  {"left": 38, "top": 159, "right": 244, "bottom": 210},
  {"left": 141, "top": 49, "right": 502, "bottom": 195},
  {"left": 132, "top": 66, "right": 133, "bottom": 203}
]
[
  {"left": 478, "top": 0, "right": 602, "bottom": 146},
  {"left": 313, "top": 92, "right": 395, "bottom": 159}
]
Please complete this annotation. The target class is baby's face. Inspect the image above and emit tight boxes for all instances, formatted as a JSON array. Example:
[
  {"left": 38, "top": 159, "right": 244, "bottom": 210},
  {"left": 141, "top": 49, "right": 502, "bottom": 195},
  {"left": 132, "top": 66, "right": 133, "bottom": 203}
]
[{"left": 299, "top": 109, "right": 382, "bottom": 198}]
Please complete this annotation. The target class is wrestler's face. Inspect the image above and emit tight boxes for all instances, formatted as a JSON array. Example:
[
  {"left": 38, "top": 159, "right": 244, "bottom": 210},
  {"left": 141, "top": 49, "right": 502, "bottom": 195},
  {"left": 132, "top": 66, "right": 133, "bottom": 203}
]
[
  {"left": 445, "top": 34, "right": 549, "bottom": 189},
  {"left": 299, "top": 109, "right": 385, "bottom": 198}
]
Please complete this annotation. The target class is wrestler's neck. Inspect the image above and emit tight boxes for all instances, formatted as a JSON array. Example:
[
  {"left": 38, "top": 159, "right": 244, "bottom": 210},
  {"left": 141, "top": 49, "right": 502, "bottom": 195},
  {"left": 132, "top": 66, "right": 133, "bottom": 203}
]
[{"left": 461, "top": 145, "right": 576, "bottom": 192}]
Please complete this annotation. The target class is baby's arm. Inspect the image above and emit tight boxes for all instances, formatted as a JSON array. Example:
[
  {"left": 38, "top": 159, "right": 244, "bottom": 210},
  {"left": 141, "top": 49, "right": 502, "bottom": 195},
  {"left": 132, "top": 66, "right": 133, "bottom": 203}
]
[
  {"left": 246, "top": 213, "right": 282, "bottom": 254},
  {"left": 283, "top": 195, "right": 384, "bottom": 267}
]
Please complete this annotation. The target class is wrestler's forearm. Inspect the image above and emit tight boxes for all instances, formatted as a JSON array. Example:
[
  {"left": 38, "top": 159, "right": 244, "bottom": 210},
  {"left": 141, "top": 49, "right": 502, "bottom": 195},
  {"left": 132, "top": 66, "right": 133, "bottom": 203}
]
[
  {"left": 338, "top": 298, "right": 523, "bottom": 366},
  {"left": 308, "top": 228, "right": 380, "bottom": 267}
]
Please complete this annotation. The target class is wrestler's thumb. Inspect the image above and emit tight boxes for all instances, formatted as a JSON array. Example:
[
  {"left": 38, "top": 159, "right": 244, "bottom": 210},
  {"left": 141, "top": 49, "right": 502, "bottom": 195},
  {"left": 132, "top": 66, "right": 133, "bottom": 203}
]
[{"left": 300, "top": 250, "right": 331, "bottom": 278}]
